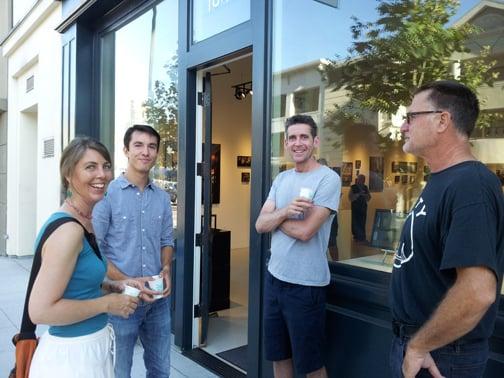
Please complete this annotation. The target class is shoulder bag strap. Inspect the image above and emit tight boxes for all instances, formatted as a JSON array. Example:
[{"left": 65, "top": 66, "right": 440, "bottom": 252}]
[{"left": 18, "top": 216, "right": 94, "bottom": 339}]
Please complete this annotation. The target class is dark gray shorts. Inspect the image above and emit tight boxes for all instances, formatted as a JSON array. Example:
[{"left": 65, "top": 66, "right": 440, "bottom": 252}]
[{"left": 263, "top": 271, "right": 327, "bottom": 375}]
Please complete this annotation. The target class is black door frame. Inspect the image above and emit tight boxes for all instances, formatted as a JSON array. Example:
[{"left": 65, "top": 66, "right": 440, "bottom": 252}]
[{"left": 175, "top": 1, "right": 271, "bottom": 376}]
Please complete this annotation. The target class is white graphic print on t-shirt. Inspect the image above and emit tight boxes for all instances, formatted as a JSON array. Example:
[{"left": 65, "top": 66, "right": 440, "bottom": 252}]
[{"left": 393, "top": 197, "right": 427, "bottom": 268}]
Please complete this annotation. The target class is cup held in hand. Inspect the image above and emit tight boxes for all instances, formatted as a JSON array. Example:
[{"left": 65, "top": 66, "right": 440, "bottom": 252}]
[
  {"left": 299, "top": 187, "right": 314, "bottom": 201},
  {"left": 148, "top": 275, "right": 164, "bottom": 299},
  {"left": 123, "top": 284, "right": 141, "bottom": 297}
]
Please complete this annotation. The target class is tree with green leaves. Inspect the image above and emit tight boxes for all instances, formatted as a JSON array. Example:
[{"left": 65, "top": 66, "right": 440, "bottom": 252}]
[
  {"left": 323, "top": 0, "right": 500, "bottom": 131},
  {"left": 143, "top": 55, "right": 178, "bottom": 176}
]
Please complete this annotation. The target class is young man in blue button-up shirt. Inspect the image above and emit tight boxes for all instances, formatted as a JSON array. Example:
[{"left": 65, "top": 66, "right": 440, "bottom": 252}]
[{"left": 93, "top": 124, "right": 174, "bottom": 378}]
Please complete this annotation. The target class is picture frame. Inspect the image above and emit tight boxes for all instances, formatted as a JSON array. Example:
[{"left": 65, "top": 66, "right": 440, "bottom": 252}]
[
  {"left": 237, "top": 155, "right": 252, "bottom": 167},
  {"left": 401, "top": 175, "right": 408, "bottom": 184},
  {"left": 409, "top": 176, "right": 416, "bottom": 184},
  {"left": 241, "top": 172, "right": 250, "bottom": 183},
  {"left": 391, "top": 161, "right": 399, "bottom": 173},
  {"left": 398, "top": 161, "right": 408, "bottom": 173},
  {"left": 394, "top": 175, "right": 400, "bottom": 183},
  {"left": 355, "top": 160, "right": 361, "bottom": 169},
  {"left": 408, "top": 162, "right": 418, "bottom": 174},
  {"left": 341, "top": 162, "right": 353, "bottom": 187},
  {"left": 202, "top": 143, "right": 221, "bottom": 204}
]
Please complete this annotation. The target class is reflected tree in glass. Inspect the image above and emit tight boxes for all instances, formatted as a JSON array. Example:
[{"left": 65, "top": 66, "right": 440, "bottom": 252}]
[
  {"left": 143, "top": 55, "right": 179, "bottom": 181},
  {"left": 322, "top": 0, "right": 501, "bottom": 131}
]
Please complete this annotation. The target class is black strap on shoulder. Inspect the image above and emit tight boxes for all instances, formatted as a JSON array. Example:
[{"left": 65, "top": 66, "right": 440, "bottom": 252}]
[{"left": 18, "top": 216, "right": 102, "bottom": 339}]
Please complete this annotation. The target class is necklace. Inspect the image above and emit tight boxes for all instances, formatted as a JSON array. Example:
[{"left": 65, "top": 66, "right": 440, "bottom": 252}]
[{"left": 65, "top": 199, "right": 93, "bottom": 220}]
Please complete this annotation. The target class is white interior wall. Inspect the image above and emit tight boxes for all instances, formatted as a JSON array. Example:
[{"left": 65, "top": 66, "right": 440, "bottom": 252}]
[{"left": 210, "top": 58, "right": 252, "bottom": 249}]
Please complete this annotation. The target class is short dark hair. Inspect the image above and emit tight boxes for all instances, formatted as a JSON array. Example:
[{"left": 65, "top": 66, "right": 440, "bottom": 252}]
[
  {"left": 123, "top": 124, "right": 161, "bottom": 151},
  {"left": 60, "top": 137, "right": 111, "bottom": 191},
  {"left": 414, "top": 81, "right": 479, "bottom": 137},
  {"left": 284, "top": 114, "right": 318, "bottom": 138}
]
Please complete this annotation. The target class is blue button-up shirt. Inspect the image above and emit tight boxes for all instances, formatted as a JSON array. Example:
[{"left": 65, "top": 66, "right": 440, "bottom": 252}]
[{"left": 93, "top": 174, "right": 174, "bottom": 278}]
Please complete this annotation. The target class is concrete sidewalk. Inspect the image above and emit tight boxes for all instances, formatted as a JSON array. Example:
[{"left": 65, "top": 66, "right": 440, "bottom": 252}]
[{"left": 0, "top": 256, "right": 217, "bottom": 378}]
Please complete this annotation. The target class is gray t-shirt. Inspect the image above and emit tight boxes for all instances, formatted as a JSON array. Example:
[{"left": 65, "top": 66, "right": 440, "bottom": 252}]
[{"left": 267, "top": 165, "right": 341, "bottom": 286}]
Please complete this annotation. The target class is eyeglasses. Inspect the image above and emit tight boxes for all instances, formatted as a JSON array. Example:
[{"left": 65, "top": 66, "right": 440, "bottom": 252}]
[{"left": 403, "top": 111, "right": 443, "bottom": 124}]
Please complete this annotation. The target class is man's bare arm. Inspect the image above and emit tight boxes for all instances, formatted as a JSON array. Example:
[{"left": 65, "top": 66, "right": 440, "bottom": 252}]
[
  {"left": 403, "top": 266, "right": 496, "bottom": 377},
  {"left": 255, "top": 200, "right": 287, "bottom": 233},
  {"left": 280, "top": 206, "right": 331, "bottom": 242},
  {"left": 255, "top": 198, "right": 314, "bottom": 234}
]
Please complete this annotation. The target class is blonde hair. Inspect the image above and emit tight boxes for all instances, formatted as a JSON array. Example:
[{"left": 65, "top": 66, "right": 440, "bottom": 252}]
[{"left": 60, "top": 137, "right": 111, "bottom": 192}]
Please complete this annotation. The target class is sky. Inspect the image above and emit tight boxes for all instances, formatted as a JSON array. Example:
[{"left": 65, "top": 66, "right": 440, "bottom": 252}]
[{"left": 274, "top": 0, "right": 500, "bottom": 70}]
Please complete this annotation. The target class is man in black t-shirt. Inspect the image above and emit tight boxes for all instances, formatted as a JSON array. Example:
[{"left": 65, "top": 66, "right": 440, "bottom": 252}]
[{"left": 390, "top": 81, "right": 504, "bottom": 378}]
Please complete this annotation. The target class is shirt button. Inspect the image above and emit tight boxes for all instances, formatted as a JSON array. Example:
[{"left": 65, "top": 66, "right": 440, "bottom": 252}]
[
  {"left": 142, "top": 246, "right": 146, "bottom": 250},
  {"left": 142, "top": 210, "right": 145, "bottom": 214},
  {"left": 137, "top": 192, "right": 140, "bottom": 196},
  {"left": 142, "top": 264, "right": 146, "bottom": 268},
  {"left": 142, "top": 229, "right": 145, "bottom": 232},
  {"left": 122, "top": 216, "right": 126, "bottom": 219}
]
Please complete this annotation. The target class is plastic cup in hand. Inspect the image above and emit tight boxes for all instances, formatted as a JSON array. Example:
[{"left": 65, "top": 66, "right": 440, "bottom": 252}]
[
  {"left": 148, "top": 275, "right": 164, "bottom": 299},
  {"left": 299, "top": 187, "right": 314, "bottom": 201},
  {"left": 123, "top": 285, "right": 141, "bottom": 298}
]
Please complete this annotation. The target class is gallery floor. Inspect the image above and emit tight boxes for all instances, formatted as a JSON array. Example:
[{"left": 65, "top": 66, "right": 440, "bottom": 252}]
[{"left": 202, "top": 247, "right": 249, "bottom": 372}]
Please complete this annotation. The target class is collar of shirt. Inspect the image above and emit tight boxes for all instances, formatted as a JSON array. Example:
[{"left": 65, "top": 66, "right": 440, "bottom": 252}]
[{"left": 118, "top": 173, "right": 155, "bottom": 191}]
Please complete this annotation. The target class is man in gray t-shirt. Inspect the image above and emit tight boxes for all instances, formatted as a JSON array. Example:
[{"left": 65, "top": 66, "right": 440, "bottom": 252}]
[{"left": 256, "top": 115, "right": 340, "bottom": 378}]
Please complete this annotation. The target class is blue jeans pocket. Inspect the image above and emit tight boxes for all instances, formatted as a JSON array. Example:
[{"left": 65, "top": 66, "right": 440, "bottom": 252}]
[{"left": 450, "top": 362, "right": 486, "bottom": 378}]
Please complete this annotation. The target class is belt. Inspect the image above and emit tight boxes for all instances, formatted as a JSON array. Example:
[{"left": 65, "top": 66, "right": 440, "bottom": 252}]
[{"left": 392, "top": 320, "right": 420, "bottom": 338}]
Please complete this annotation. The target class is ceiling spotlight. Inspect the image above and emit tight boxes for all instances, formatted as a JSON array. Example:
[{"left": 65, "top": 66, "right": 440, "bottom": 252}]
[{"left": 232, "top": 81, "right": 252, "bottom": 100}]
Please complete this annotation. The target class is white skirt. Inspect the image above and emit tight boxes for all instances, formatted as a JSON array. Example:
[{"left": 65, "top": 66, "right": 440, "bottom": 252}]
[{"left": 29, "top": 325, "right": 115, "bottom": 378}]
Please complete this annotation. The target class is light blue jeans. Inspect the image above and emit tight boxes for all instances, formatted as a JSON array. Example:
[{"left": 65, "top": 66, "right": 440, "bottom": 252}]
[{"left": 109, "top": 297, "right": 171, "bottom": 378}]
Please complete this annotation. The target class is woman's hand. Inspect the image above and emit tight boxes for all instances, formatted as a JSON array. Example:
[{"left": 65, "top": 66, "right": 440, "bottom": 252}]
[
  {"left": 104, "top": 279, "right": 143, "bottom": 294},
  {"left": 105, "top": 293, "right": 139, "bottom": 318}
]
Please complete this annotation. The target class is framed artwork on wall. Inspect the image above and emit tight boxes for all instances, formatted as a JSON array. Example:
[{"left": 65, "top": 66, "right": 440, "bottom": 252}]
[
  {"left": 241, "top": 172, "right": 250, "bottom": 183},
  {"left": 392, "top": 161, "right": 399, "bottom": 173},
  {"left": 408, "top": 162, "right": 418, "bottom": 173},
  {"left": 369, "top": 156, "right": 384, "bottom": 192},
  {"left": 237, "top": 155, "right": 252, "bottom": 167},
  {"left": 341, "top": 162, "right": 353, "bottom": 186},
  {"left": 202, "top": 143, "right": 221, "bottom": 204}
]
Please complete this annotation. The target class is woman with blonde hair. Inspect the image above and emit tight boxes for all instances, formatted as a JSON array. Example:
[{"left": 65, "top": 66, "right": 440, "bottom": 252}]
[{"left": 28, "top": 137, "right": 140, "bottom": 377}]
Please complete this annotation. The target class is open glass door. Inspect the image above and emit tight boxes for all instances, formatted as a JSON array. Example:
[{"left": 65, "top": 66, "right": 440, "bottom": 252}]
[
  {"left": 192, "top": 56, "right": 252, "bottom": 373},
  {"left": 200, "top": 72, "right": 213, "bottom": 345},
  {"left": 193, "top": 71, "right": 213, "bottom": 346}
]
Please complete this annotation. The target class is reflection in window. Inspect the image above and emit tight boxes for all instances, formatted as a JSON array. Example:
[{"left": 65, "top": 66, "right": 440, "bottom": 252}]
[
  {"left": 101, "top": 0, "right": 178, "bottom": 226},
  {"left": 293, "top": 88, "right": 319, "bottom": 114},
  {"left": 192, "top": 0, "right": 250, "bottom": 43},
  {"left": 271, "top": 0, "right": 504, "bottom": 289}
]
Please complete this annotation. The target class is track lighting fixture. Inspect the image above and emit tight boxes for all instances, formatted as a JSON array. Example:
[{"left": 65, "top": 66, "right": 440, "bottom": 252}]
[{"left": 232, "top": 81, "right": 252, "bottom": 100}]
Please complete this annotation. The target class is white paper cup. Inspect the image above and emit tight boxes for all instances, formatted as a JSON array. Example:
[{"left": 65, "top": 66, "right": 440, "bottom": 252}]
[
  {"left": 123, "top": 284, "right": 141, "bottom": 298},
  {"left": 299, "top": 187, "right": 314, "bottom": 200},
  {"left": 148, "top": 275, "right": 164, "bottom": 299}
]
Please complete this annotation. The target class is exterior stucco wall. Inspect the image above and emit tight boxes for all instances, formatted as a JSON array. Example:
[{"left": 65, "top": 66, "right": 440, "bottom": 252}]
[{"left": 3, "top": 0, "right": 61, "bottom": 256}]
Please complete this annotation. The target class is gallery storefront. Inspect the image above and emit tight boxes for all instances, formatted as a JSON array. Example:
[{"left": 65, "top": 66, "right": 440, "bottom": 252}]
[{"left": 57, "top": 0, "right": 504, "bottom": 376}]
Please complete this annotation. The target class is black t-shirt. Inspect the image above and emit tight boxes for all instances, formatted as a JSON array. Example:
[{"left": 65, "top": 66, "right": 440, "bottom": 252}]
[{"left": 390, "top": 161, "right": 504, "bottom": 340}]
